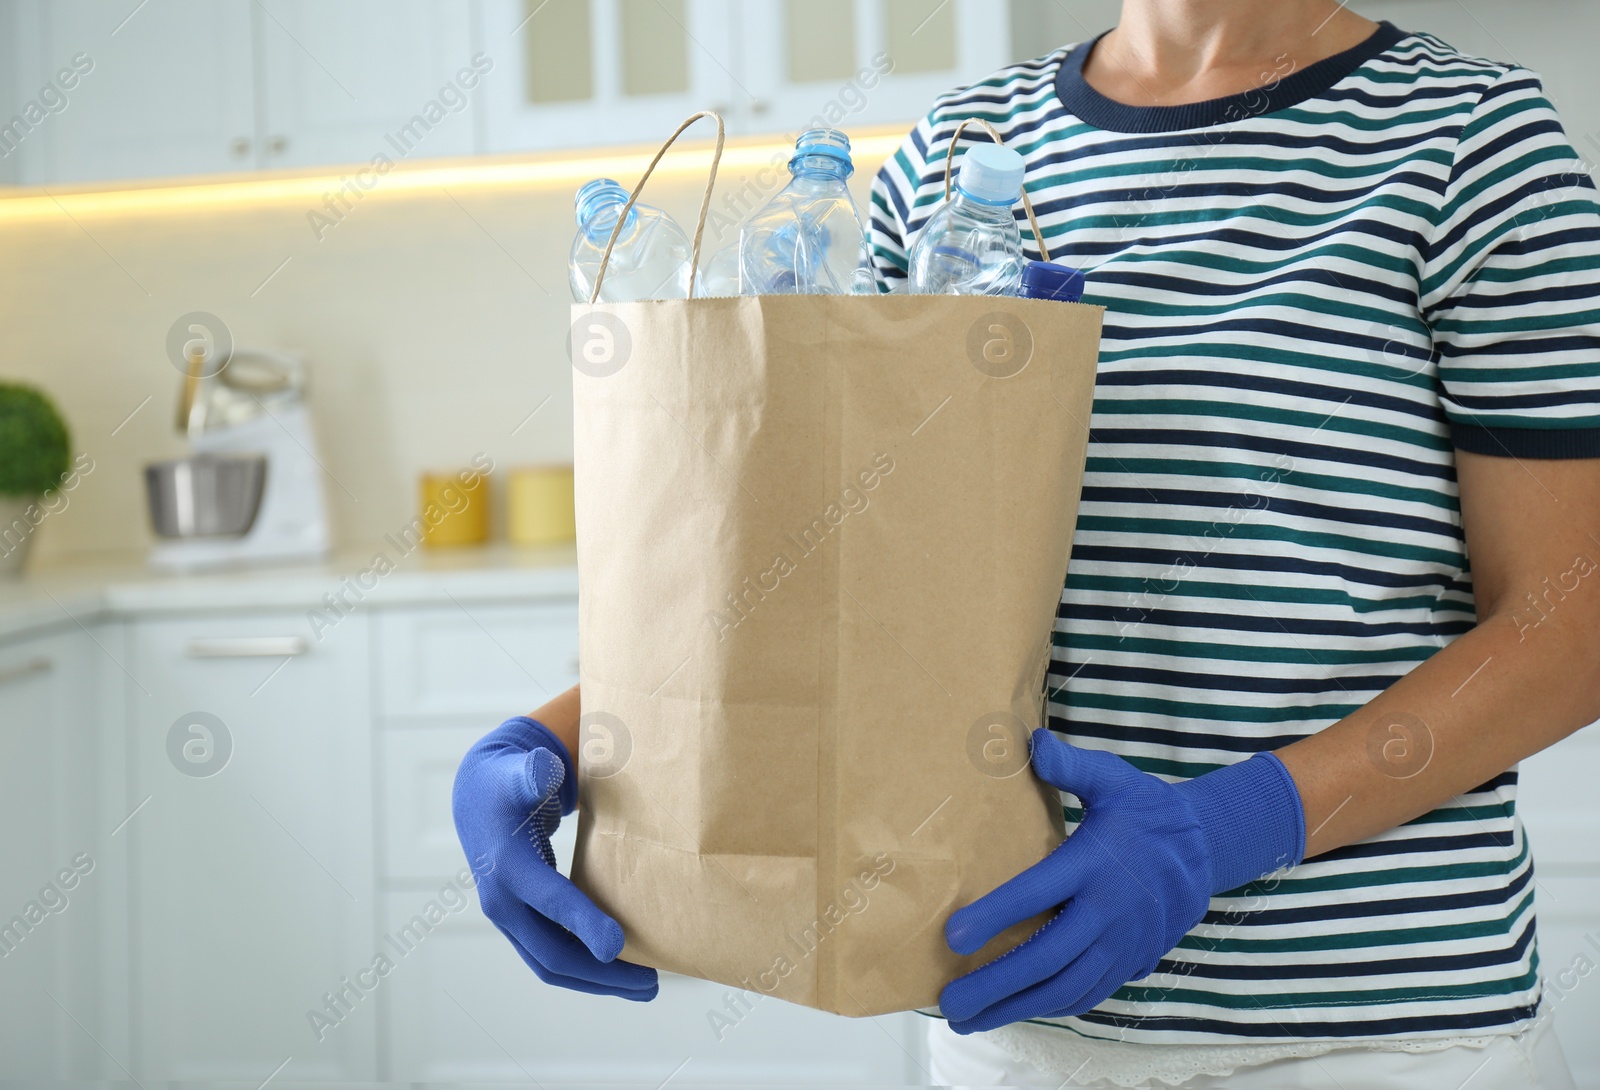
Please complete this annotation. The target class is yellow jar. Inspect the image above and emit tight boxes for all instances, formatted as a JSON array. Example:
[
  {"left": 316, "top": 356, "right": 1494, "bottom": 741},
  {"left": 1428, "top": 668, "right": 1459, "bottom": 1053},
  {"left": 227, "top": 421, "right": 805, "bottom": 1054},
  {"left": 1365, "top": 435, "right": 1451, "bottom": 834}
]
[
  {"left": 507, "top": 465, "right": 576, "bottom": 546},
  {"left": 419, "top": 468, "right": 490, "bottom": 547}
]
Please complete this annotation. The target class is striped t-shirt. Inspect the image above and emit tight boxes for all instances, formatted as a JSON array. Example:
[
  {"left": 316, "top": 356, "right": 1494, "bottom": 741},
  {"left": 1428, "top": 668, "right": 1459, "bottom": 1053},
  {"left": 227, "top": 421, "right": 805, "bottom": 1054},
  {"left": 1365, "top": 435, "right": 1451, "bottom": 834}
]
[{"left": 869, "top": 22, "right": 1600, "bottom": 1047}]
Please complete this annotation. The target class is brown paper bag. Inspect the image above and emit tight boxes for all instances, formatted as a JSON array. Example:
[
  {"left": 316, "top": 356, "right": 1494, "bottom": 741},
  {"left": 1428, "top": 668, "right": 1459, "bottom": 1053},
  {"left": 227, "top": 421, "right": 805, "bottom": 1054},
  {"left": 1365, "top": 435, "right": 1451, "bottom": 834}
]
[{"left": 570, "top": 113, "right": 1102, "bottom": 1016}]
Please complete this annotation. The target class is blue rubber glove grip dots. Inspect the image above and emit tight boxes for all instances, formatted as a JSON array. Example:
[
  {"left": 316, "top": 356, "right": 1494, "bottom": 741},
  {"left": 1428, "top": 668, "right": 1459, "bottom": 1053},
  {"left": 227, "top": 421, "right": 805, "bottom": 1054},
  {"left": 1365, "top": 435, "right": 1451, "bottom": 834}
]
[{"left": 484, "top": 715, "right": 580, "bottom": 817}]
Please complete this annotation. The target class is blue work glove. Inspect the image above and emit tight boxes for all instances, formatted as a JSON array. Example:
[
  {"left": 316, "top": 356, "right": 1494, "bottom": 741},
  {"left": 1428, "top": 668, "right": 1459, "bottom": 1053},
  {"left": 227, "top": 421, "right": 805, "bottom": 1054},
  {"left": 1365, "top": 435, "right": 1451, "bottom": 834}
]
[
  {"left": 452, "top": 716, "right": 658, "bottom": 1000},
  {"left": 941, "top": 728, "right": 1304, "bottom": 1033}
]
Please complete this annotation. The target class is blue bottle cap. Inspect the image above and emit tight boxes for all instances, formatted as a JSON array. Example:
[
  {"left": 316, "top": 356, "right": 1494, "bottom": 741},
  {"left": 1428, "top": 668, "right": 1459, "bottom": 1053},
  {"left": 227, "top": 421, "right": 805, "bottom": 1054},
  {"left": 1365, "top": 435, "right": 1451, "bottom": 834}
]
[
  {"left": 956, "top": 145, "right": 1026, "bottom": 206},
  {"left": 1021, "top": 260, "right": 1085, "bottom": 302}
]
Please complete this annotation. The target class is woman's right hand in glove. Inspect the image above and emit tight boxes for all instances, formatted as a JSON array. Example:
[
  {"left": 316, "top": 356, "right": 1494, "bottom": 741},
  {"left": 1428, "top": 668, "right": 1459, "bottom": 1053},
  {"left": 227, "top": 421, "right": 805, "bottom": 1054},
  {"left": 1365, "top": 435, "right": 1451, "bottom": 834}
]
[{"left": 452, "top": 713, "right": 659, "bottom": 1000}]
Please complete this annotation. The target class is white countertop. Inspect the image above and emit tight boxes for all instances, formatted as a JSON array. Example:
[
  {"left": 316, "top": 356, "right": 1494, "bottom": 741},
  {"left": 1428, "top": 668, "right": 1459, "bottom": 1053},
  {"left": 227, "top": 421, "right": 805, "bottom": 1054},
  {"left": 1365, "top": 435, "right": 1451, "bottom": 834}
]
[{"left": 0, "top": 544, "right": 579, "bottom": 642}]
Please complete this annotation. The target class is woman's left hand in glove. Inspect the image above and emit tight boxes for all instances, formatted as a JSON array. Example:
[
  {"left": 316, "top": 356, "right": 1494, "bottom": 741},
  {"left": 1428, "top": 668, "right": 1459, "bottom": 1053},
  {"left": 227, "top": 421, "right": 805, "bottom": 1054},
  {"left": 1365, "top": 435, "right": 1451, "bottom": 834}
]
[{"left": 940, "top": 728, "right": 1305, "bottom": 1034}]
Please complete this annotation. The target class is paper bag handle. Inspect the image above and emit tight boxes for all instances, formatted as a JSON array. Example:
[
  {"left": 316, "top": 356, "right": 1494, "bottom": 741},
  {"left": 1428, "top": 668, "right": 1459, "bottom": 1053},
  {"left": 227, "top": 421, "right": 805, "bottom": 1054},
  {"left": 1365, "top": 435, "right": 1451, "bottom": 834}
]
[
  {"left": 940, "top": 118, "right": 1052, "bottom": 263},
  {"left": 589, "top": 110, "right": 726, "bottom": 303}
]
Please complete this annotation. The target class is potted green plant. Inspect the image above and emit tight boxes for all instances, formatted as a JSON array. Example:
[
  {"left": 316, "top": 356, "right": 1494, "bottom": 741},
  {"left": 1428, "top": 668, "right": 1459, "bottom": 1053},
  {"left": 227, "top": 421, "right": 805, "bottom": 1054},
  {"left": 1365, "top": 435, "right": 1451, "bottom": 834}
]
[{"left": 0, "top": 383, "right": 71, "bottom": 577}]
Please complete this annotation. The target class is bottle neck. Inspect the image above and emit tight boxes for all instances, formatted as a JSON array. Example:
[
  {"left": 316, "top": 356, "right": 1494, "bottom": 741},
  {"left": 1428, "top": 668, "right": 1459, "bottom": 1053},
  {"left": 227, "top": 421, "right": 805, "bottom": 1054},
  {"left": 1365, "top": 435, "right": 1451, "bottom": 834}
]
[
  {"left": 790, "top": 153, "right": 852, "bottom": 183},
  {"left": 951, "top": 187, "right": 1019, "bottom": 222},
  {"left": 578, "top": 191, "right": 636, "bottom": 241}
]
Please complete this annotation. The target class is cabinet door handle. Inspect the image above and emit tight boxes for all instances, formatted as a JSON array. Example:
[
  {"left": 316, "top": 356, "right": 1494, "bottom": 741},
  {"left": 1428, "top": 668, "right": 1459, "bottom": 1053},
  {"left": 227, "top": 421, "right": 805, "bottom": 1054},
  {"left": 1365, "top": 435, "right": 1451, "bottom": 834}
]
[
  {"left": 0, "top": 657, "right": 52, "bottom": 686},
  {"left": 187, "top": 637, "right": 309, "bottom": 659}
]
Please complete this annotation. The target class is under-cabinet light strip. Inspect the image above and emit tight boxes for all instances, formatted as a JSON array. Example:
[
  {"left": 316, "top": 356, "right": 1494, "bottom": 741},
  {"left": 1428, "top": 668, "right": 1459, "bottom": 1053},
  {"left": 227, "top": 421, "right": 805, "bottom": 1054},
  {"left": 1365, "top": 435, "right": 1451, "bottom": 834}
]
[{"left": 0, "top": 129, "right": 909, "bottom": 222}]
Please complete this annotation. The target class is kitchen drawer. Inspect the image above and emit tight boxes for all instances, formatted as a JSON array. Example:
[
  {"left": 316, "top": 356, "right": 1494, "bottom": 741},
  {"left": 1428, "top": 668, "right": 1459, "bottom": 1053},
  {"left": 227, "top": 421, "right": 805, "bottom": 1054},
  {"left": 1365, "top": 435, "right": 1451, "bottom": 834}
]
[
  {"left": 381, "top": 725, "right": 489, "bottom": 881},
  {"left": 377, "top": 891, "right": 922, "bottom": 1083},
  {"left": 1519, "top": 720, "right": 1600, "bottom": 871},
  {"left": 1535, "top": 876, "right": 1600, "bottom": 1089},
  {"left": 374, "top": 603, "right": 579, "bottom": 722},
  {"left": 381, "top": 724, "right": 584, "bottom": 882}
]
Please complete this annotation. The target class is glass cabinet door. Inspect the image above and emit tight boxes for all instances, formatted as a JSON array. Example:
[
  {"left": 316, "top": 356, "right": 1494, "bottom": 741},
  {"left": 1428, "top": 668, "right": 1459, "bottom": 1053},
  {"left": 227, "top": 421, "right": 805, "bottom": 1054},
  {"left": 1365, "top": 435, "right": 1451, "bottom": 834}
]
[
  {"left": 477, "top": 0, "right": 739, "bottom": 151},
  {"left": 735, "top": 0, "right": 1011, "bottom": 134}
]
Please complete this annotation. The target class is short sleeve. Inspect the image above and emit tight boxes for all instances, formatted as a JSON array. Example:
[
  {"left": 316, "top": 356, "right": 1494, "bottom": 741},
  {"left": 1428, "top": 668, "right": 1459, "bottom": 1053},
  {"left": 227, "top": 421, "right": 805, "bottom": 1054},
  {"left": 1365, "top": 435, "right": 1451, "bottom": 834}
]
[{"left": 1422, "top": 67, "right": 1600, "bottom": 458}]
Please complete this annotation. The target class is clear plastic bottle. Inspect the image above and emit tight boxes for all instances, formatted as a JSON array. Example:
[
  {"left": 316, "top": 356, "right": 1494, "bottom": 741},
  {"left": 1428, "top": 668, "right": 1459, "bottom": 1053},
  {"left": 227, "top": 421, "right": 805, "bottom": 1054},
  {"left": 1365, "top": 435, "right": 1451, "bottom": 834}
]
[
  {"left": 739, "top": 128, "right": 871, "bottom": 295},
  {"left": 697, "top": 241, "right": 744, "bottom": 297},
  {"left": 909, "top": 145, "right": 1028, "bottom": 296},
  {"left": 852, "top": 234, "right": 881, "bottom": 295},
  {"left": 568, "top": 178, "right": 693, "bottom": 303}
]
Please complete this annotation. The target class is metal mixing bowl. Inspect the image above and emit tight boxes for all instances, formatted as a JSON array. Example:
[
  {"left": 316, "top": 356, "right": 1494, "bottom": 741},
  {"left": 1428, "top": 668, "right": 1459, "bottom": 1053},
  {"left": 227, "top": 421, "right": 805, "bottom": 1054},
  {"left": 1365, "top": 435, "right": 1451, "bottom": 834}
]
[{"left": 144, "top": 454, "right": 267, "bottom": 538}]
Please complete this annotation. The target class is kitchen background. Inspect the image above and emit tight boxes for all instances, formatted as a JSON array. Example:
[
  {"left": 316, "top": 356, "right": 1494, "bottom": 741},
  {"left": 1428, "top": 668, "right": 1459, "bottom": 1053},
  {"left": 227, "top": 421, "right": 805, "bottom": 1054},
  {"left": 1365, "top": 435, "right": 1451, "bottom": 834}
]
[
  {"left": 2, "top": 0, "right": 1598, "bottom": 562},
  {"left": 1, "top": 0, "right": 1598, "bottom": 1086}
]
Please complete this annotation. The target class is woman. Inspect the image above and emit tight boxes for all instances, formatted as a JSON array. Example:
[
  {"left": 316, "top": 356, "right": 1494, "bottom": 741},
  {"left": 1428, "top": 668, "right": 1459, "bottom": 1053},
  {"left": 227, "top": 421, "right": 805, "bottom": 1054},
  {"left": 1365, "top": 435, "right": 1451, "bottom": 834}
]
[
  {"left": 864, "top": 2, "right": 1599, "bottom": 1085},
  {"left": 454, "top": 2, "right": 1599, "bottom": 1086}
]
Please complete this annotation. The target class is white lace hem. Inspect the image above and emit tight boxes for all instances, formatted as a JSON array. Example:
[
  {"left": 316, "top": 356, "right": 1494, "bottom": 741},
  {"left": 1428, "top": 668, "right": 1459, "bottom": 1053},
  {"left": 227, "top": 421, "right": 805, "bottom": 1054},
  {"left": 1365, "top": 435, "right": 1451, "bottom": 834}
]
[{"left": 984, "top": 1022, "right": 1513, "bottom": 1087}]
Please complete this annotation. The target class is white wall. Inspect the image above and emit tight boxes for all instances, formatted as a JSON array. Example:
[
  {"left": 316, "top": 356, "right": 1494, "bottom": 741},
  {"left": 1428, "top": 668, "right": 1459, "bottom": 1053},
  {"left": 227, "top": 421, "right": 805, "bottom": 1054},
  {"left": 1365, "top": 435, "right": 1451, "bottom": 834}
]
[
  {"left": 5, "top": 0, "right": 1598, "bottom": 566},
  {"left": 0, "top": 151, "right": 879, "bottom": 566}
]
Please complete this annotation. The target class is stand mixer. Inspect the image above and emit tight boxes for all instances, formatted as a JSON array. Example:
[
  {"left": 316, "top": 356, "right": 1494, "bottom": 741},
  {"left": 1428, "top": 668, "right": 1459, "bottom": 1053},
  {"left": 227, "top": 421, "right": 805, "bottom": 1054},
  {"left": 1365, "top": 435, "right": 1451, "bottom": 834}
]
[{"left": 144, "top": 348, "right": 331, "bottom": 571}]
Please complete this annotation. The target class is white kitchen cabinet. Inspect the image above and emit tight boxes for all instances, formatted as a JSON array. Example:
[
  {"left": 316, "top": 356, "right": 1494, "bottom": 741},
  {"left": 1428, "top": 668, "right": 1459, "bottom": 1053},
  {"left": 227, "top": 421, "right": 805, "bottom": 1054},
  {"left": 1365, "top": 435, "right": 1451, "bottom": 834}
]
[
  {"left": 476, "top": 0, "right": 741, "bottom": 151},
  {"left": 373, "top": 602, "right": 580, "bottom": 723},
  {"left": 368, "top": 599, "right": 924, "bottom": 1082},
  {"left": 253, "top": 0, "right": 477, "bottom": 170},
  {"left": 0, "top": 0, "right": 23, "bottom": 185},
  {"left": 7, "top": 0, "right": 477, "bottom": 183},
  {"left": 18, "top": 565, "right": 1593, "bottom": 1085},
  {"left": 379, "top": 882, "right": 926, "bottom": 1084},
  {"left": 0, "top": 568, "right": 925, "bottom": 1082},
  {"left": 380, "top": 724, "right": 484, "bottom": 881},
  {"left": 736, "top": 0, "right": 1011, "bottom": 132},
  {"left": 476, "top": 0, "right": 1011, "bottom": 151},
  {"left": 8, "top": 0, "right": 1010, "bottom": 184},
  {"left": 0, "top": 625, "right": 125, "bottom": 1081},
  {"left": 15, "top": 0, "right": 257, "bottom": 183},
  {"left": 126, "top": 611, "right": 375, "bottom": 1082}
]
